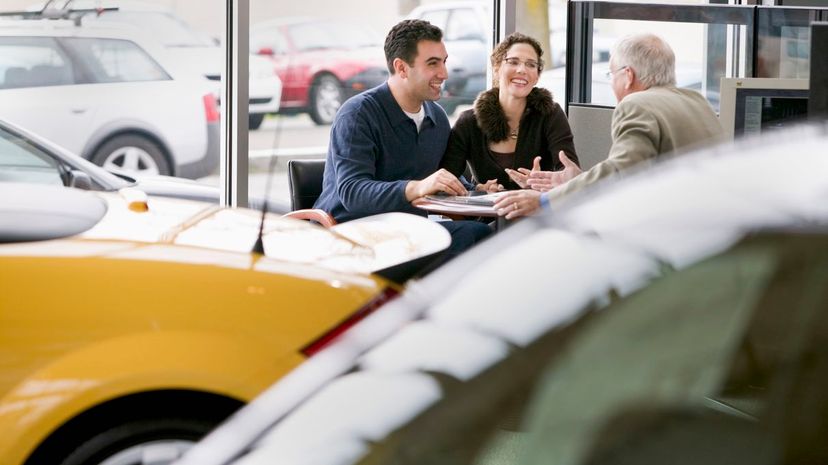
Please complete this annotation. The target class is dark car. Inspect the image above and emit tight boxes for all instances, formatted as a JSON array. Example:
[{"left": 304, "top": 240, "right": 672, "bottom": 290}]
[
  {"left": 0, "top": 119, "right": 287, "bottom": 212},
  {"left": 176, "top": 122, "right": 828, "bottom": 465},
  {"left": 251, "top": 17, "right": 388, "bottom": 125}
]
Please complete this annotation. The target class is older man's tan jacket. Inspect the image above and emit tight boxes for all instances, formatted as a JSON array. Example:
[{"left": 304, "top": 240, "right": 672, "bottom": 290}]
[{"left": 548, "top": 86, "right": 723, "bottom": 202}]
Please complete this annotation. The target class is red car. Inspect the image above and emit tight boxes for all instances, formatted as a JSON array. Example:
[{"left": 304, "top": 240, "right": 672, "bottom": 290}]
[{"left": 252, "top": 17, "right": 389, "bottom": 125}]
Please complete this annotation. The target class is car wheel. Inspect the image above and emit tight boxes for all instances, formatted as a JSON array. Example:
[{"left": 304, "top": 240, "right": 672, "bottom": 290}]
[
  {"left": 92, "top": 135, "right": 171, "bottom": 177},
  {"left": 59, "top": 418, "right": 212, "bottom": 465},
  {"left": 309, "top": 74, "right": 343, "bottom": 125},
  {"left": 249, "top": 113, "right": 265, "bottom": 130}
]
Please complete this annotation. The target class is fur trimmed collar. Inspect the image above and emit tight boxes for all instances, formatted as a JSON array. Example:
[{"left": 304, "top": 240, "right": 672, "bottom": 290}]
[{"left": 473, "top": 87, "right": 556, "bottom": 142}]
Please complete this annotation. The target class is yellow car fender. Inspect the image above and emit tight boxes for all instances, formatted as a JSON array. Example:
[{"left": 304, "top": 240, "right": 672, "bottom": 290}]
[{"left": 0, "top": 329, "right": 304, "bottom": 465}]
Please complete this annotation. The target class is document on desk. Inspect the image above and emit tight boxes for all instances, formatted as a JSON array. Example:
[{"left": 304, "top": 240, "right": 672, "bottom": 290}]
[
  {"left": 415, "top": 191, "right": 510, "bottom": 215},
  {"left": 424, "top": 191, "right": 509, "bottom": 207}
]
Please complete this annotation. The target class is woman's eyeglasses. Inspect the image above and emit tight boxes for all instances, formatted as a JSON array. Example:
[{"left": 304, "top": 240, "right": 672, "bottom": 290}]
[{"left": 503, "top": 57, "right": 540, "bottom": 71}]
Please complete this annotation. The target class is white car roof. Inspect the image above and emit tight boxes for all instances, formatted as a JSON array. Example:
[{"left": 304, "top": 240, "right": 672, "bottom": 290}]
[
  {"left": 0, "top": 17, "right": 160, "bottom": 44},
  {"left": 0, "top": 18, "right": 208, "bottom": 82},
  {"left": 26, "top": 0, "right": 172, "bottom": 13}
]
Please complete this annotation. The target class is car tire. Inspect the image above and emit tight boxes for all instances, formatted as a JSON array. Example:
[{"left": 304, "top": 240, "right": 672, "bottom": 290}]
[
  {"left": 59, "top": 417, "right": 213, "bottom": 465},
  {"left": 249, "top": 113, "right": 265, "bottom": 130},
  {"left": 92, "top": 134, "right": 171, "bottom": 177},
  {"left": 309, "top": 74, "right": 343, "bottom": 125}
]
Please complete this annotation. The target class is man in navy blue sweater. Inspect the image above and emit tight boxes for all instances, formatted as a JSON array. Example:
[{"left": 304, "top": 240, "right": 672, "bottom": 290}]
[{"left": 315, "top": 19, "right": 491, "bottom": 259}]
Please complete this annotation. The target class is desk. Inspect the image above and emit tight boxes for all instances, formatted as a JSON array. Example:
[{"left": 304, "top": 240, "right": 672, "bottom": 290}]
[{"left": 412, "top": 198, "right": 507, "bottom": 230}]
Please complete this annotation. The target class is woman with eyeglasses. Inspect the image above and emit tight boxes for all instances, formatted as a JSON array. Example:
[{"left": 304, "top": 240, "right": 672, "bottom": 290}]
[{"left": 441, "top": 32, "right": 578, "bottom": 193}]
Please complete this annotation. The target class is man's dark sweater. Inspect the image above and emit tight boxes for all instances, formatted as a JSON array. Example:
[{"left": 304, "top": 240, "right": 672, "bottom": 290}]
[{"left": 314, "top": 82, "right": 451, "bottom": 223}]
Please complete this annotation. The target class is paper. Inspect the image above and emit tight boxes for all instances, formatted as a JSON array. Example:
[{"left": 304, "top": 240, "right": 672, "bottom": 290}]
[{"left": 424, "top": 191, "right": 509, "bottom": 207}]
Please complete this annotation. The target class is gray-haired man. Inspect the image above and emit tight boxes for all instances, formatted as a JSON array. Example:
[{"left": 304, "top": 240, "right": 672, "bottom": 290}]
[{"left": 493, "top": 33, "right": 723, "bottom": 218}]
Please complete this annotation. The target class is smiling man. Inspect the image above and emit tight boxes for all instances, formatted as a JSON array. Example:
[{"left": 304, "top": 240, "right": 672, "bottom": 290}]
[{"left": 315, "top": 19, "right": 491, "bottom": 259}]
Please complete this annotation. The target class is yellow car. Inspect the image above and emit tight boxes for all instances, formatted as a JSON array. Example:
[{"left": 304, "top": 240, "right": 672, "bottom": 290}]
[{"left": 0, "top": 183, "right": 449, "bottom": 465}]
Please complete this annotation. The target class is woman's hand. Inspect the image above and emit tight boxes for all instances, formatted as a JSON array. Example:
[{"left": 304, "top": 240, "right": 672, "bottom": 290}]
[
  {"left": 493, "top": 189, "right": 543, "bottom": 220},
  {"left": 476, "top": 179, "right": 504, "bottom": 193},
  {"left": 504, "top": 156, "right": 542, "bottom": 189}
]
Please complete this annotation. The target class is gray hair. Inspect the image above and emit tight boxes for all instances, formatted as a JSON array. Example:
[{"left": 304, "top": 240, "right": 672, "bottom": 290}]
[{"left": 611, "top": 33, "right": 676, "bottom": 88}]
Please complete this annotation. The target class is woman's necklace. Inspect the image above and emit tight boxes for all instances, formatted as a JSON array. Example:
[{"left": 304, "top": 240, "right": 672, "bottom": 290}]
[{"left": 509, "top": 126, "right": 518, "bottom": 140}]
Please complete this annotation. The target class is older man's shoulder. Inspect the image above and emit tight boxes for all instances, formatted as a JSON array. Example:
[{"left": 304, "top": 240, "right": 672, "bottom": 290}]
[{"left": 621, "top": 86, "right": 706, "bottom": 109}]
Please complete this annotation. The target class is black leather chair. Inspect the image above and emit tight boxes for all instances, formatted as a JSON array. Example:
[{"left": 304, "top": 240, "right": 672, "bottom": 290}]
[
  {"left": 283, "top": 159, "right": 336, "bottom": 227},
  {"left": 287, "top": 159, "right": 326, "bottom": 210}
]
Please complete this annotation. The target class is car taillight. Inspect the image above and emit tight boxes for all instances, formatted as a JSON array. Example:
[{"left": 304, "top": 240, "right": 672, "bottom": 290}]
[
  {"left": 203, "top": 93, "right": 220, "bottom": 123},
  {"left": 300, "top": 286, "right": 400, "bottom": 358}
]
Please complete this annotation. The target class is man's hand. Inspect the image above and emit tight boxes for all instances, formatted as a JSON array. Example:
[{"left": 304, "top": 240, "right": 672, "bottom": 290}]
[
  {"left": 493, "top": 189, "right": 543, "bottom": 220},
  {"left": 476, "top": 179, "right": 504, "bottom": 193},
  {"left": 405, "top": 168, "right": 468, "bottom": 200},
  {"left": 504, "top": 156, "right": 542, "bottom": 189},
  {"left": 527, "top": 151, "right": 581, "bottom": 192}
]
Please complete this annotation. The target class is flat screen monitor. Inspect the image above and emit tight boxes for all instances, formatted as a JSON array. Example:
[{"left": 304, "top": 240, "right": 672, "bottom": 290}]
[{"left": 719, "top": 78, "right": 809, "bottom": 139}]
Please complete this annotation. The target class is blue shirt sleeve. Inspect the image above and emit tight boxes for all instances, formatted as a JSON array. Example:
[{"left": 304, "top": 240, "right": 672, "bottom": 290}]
[
  {"left": 330, "top": 108, "right": 411, "bottom": 216},
  {"left": 539, "top": 192, "right": 552, "bottom": 210}
]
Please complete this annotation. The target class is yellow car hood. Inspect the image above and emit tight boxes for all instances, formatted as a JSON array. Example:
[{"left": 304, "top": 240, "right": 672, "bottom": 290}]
[{"left": 3, "top": 188, "right": 451, "bottom": 276}]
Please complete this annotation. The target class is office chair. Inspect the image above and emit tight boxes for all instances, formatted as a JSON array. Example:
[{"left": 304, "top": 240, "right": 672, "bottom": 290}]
[
  {"left": 568, "top": 104, "right": 614, "bottom": 170},
  {"left": 282, "top": 158, "right": 336, "bottom": 228}
]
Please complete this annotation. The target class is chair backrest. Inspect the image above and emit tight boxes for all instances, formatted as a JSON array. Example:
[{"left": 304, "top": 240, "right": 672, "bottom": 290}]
[
  {"left": 287, "top": 159, "right": 326, "bottom": 211},
  {"left": 568, "top": 103, "right": 614, "bottom": 170}
]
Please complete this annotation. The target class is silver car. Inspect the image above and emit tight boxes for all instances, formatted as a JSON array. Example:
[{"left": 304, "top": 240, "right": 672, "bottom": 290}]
[
  {"left": 0, "top": 118, "right": 288, "bottom": 212},
  {"left": 179, "top": 122, "right": 828, "bottom": 465}
]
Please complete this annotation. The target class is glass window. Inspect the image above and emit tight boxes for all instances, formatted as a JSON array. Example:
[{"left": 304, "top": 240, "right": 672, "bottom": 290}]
[
  {"left": 0, "top": 4, "right": 224, "bottom": 184},
  {"left": 251, "top": 28, "right": 289, "bottom": 55},
  {"left": 287, "top": 20, "right": 381, "bottom": 51},
  {"left": 245, "top": 1, "right": 492, "bottom": 211},
  {"left": 756, "top": 7, "right": 818, "bottom": 79},
  {"left": 0, "top": 126, "right": 63, "bottom": 185},
  {"left": 247, "top": 4, "right": 394, "bottom": 210},
  {"left": 62, "top": 38, "right": 170, "bottom": 83},
  {"left": 446, "top": 9, "right": 485, "bottom": 42},
  {"left": 559, "top": 3, "right": 755, "bottom": 111},
  {"left": 419, "top": 10, "right": 450, "bottom": 31},
  {"left": 590, "top": 19, "right": 729, "bottom": 107},
  {"left": 84, "top": 11, "right": 215, "bottom": 47},
  {"left": 0, "top": 37, "right": 74, "bottom": 89}
]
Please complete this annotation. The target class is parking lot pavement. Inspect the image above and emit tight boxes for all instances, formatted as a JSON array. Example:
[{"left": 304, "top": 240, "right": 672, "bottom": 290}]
[
  {"left": 197, "top": 166, "right": 292, "bottom": 208},
  {"left": 198, "top": 114, "right": 326, "bottom": 206}
]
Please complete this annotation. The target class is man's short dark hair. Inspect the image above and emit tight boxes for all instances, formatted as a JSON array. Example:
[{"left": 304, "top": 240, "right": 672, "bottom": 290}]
[{"left": 383, "top": 19, "right": 443, "bottom": 74}]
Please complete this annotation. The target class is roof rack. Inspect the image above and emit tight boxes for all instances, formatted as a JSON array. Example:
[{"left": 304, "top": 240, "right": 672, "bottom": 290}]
[{"left": 0, "top": 0, "right": 118, "bottom": 26}]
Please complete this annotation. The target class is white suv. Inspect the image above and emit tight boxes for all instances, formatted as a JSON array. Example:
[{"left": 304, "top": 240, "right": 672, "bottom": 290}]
[
  {"left": 0, "top": 19, "right": 219, "bottom": 178},
  {"left": 69, "top": 0, "right": 282, "bottom": 129}
]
